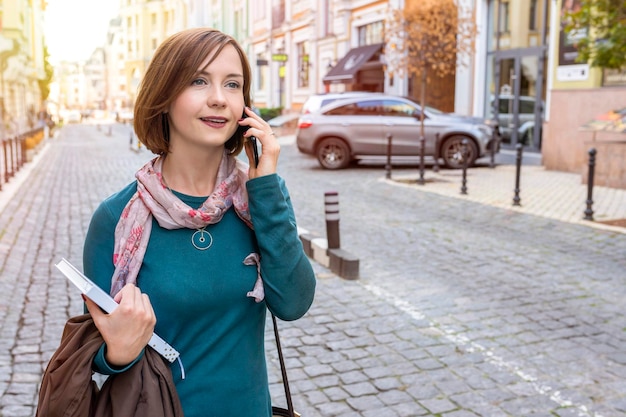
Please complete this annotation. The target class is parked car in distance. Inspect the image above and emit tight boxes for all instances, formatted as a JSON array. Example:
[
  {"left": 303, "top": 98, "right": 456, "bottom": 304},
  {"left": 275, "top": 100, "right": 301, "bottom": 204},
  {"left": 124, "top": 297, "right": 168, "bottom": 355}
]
[
  {"left": 63, "top": 110, "right": 82, "bottom": 124},
  {"left": 115, "top": 109, "right": 134, "bottom": 123},
  {"left": 296, "top": 93, "right": 496, "bottom": 170},
  {"left": 491, "top": 94, "right": 543, "bottom": 146}
]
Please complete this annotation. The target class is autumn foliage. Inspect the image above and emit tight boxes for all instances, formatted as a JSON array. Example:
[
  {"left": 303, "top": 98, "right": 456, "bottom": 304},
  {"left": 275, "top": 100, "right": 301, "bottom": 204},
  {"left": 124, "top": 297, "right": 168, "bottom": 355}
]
[
  {"left": 563, "top": 0, "right": 626, "bottom": 70},
  {"left": 385, "top": 0, "right": 478, "bottom": 134}
]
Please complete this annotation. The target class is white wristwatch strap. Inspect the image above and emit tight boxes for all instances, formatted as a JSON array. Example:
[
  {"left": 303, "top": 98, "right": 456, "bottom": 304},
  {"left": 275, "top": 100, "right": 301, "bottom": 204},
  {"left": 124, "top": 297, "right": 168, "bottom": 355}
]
[{"left": 148, "top": 333, "right": 180, "bottom": 362}]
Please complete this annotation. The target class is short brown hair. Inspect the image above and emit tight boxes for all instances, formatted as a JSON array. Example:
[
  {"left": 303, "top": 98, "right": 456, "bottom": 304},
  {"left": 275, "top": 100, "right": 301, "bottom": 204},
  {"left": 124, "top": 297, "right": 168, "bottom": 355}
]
[{"left": 134, "top": 28, "right": 252, "bottom": 155}]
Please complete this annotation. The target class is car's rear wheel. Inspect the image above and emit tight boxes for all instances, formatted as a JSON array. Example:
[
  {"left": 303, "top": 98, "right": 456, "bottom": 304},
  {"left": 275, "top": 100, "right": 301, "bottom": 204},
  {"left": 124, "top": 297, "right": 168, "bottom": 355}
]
[
  {"left": 316, "top": 138, "right": 351, "bottom": 169},
  {"left": 441, "top": 136, "right": 478, "bottom": 169}
]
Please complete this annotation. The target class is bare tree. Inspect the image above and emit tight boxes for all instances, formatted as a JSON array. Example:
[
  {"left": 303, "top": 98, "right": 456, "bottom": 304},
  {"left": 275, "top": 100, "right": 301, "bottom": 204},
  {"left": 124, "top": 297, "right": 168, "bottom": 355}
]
[{"left": 385, "top": 0, "right": 478, "bottom": 140}]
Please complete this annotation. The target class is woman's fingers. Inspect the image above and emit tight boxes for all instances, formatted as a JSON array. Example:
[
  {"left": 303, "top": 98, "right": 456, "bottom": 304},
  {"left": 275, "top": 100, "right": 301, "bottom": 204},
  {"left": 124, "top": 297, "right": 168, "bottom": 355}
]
[
  {"left": 88, "top": 283, "right": 156, "bottom": 366},
  {"left": 241, "top": 108, "right": 280, "bottom": 178}
]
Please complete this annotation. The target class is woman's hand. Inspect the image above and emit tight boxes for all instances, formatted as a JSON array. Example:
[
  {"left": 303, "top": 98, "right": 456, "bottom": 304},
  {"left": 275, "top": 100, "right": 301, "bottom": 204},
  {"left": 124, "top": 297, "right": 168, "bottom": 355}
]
[
  {"left": 239, "top": 107, "right": 280, "bottom": 179},
  {"left": 84, "top": 283, "right": 156, "bottom": 367}
]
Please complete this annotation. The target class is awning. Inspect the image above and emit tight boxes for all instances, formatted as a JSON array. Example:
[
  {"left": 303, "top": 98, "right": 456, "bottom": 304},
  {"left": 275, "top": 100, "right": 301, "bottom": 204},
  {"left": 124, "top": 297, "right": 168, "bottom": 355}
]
[{"left": 323, "top": 43, "right": 383, "bottom": 84}]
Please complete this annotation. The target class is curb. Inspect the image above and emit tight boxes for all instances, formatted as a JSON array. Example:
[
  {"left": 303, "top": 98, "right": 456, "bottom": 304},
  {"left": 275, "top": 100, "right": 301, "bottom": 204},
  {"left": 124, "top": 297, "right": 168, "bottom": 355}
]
[{"left": 298, "top": 227, "right": 359, "bottom": 280}]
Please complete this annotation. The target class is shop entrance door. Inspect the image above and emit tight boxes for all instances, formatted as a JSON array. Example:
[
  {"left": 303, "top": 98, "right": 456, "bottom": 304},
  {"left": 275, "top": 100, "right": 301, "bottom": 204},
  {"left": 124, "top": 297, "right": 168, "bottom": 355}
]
[{"left": 493, "top": 48, "right": 545, "bottom": 150}]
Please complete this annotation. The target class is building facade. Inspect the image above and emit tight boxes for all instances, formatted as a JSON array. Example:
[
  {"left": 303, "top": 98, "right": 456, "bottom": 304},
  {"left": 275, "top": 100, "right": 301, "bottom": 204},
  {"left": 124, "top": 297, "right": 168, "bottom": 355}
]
[
  {"left": 543, "top": 0, "right": 626, "bottom": 183},
  {"left": 0, "top": 0, "right": 47, "bottom": 136},
  {"left": 51, "top": 0, "right": 624, "bottom": 183}
]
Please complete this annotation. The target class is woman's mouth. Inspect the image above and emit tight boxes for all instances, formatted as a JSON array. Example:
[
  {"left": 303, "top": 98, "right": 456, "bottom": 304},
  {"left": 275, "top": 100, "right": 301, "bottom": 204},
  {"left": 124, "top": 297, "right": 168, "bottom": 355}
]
[{"left": 200, "top": 117, "right": 227, "bottom": 128}]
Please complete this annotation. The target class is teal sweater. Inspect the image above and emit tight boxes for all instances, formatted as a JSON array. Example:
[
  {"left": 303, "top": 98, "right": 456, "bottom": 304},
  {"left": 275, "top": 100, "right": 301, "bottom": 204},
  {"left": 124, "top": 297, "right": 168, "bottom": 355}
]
[{"left": 83, "top": 173, "right": 316, "bottom": 417}]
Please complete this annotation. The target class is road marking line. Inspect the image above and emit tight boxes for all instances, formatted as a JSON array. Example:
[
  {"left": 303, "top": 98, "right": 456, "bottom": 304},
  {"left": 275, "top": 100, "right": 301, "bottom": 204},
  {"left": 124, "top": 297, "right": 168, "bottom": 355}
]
[{"left": 362, "top": 282, "right": 604, "bottom": 417}]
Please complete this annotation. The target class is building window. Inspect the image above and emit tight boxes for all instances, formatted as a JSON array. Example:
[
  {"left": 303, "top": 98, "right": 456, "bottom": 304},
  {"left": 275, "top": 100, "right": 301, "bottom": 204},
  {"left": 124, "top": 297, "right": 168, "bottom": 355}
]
[
  {"left": 297, "top": 42, "right": 309, "bottom": 88},
  {"left": 358, "top": 21, "right": 384, "bottom": 46},
  {"left": 529, "top": 0, "right": 538, "bottom": 31},
  {"left": 234, "top": 10, "right": 241, "bottom": 40},
  {"left": 499, "top": 1, "right": 510, "bottom": 33},
  {"left": 257, "top": 67, "right": 266, "bottom": 92},
  {"left": 321, "top": 0, "right": 329, "bottom": 36},
  {"left": 272, "top": 0, "right": 285, "bottom": 29},
  {"left": 252, "top": 0, "right": 266, "bottom": 20}
]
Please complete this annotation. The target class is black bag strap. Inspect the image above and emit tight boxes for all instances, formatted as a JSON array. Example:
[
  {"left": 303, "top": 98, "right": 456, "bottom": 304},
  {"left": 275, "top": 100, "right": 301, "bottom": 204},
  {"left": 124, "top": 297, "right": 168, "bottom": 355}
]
[{"left": 271, "top": 313, "right": 295, "bottom": 417}]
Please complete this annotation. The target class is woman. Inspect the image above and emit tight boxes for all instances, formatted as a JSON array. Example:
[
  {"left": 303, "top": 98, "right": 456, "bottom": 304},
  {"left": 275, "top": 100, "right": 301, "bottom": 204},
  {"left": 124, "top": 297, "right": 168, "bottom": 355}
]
[{"left": 82, "top": 28, "right": 316, "bottom": 416}]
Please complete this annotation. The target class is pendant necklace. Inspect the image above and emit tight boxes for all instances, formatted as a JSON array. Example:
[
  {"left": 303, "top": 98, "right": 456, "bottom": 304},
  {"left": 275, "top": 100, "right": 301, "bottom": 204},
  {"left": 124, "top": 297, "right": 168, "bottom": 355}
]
[
  {"left": 191, "top": 228, "right": 213, "bottom": 250},
  {"left": 162, "top": 172, "right": 213, "bottom": 251}
]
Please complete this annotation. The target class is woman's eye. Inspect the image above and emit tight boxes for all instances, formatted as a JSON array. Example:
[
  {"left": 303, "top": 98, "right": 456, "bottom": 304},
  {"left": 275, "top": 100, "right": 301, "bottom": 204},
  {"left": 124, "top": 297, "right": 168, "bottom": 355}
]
[
  {"left": 191, "top": 78, "right": 207, "bottom": 86},
  {"left": 225, "top": 81, "right": 241, "bottom": 89}
]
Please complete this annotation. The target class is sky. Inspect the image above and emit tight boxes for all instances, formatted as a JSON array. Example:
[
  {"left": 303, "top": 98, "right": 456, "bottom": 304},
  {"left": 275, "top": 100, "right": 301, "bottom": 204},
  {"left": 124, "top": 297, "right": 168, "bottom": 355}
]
[{"left": 44, "top": 0, "right": 120, "bottom": 63}]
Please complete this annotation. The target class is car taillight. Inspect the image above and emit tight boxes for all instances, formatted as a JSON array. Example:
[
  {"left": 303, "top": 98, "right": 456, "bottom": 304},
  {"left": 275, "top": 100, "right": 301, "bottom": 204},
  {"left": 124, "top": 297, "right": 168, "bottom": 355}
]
[{"left": 298, "top": 120, "right": 313, "bottom": 129}]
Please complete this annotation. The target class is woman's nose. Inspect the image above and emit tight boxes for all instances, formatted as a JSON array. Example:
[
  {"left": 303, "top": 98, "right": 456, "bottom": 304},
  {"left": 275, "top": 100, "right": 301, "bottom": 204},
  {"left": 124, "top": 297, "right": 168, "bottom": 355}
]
[{"left": 208, "top": 86, "right": 227, "bottom": 107}]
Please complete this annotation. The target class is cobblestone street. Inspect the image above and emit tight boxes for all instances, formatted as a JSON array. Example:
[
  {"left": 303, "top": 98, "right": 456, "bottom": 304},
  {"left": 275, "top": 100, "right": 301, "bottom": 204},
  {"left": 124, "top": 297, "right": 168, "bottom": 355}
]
[{"left": 1, "top": 124, "right": 625, "bottom": 416}]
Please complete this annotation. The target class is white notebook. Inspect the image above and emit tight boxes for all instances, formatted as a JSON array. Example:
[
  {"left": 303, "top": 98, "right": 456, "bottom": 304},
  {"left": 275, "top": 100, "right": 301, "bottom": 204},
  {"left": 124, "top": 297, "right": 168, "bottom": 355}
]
[{"left": 55, "top": 258, "right": 180, "bottom": 363}]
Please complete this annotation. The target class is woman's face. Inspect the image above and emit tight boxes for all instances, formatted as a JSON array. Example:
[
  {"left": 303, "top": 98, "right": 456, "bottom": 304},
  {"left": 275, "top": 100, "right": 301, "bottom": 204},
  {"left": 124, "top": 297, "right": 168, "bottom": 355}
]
[{"left": 167, "top": 44, "right": 246, "bottom": 152}]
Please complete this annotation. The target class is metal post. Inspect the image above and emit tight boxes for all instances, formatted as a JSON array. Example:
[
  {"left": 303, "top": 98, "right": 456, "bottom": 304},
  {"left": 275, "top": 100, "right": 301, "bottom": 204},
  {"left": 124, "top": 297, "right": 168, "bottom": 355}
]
[
  {"left": 7, "top": 136, "right": 14, "bottom": 179},
  {"left": 418, "top": 135, "right": 425, "bottom": 185},
  {"left": 490, "top": 123, "right": 500, "bottom": 168},
  {"left": 433, "top": 133, "right": 440, "bottom": 173},
  {"left": 3, "top": 139, "right": 9, "bottom": 181},
  {"left": 513, "top": 143, "right": 523, "bottom": 206},
  {"left": 584, "top": 148, "right": 596, "bottom": 221},
  {"left": 18, "top": 134, "right": 25, "bottom": 168},
  {"left": 324, "top": 191, "right": 340, "bottom": 250},
  {"left": 385, "top": 133, "right": 392, "bottom": 179},
  {"left": 460, "top": 138, "right": 468, "bottom": 195}
]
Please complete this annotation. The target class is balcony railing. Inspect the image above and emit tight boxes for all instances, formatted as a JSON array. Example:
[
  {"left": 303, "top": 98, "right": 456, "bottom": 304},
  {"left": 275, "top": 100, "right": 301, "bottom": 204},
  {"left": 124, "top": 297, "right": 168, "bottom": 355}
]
[{"left": 0, "top": 127, "right": 45, "bottom": 191}]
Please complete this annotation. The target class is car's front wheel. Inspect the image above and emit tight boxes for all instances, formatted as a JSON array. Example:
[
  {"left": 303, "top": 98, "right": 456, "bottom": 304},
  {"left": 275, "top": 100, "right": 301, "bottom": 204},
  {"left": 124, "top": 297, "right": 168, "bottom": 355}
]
[
  {"left": 316, "top": 138, "right": 351, "bottom": 169},
  {"left": 441, "top": 136, "right": 478, "bottom": 169}
]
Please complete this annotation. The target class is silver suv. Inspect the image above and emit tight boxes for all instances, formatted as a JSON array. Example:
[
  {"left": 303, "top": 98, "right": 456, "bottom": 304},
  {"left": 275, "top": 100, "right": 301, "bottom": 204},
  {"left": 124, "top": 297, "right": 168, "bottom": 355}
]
[{"left": 296, "top": 93, "right": 495, "bottom": 169}]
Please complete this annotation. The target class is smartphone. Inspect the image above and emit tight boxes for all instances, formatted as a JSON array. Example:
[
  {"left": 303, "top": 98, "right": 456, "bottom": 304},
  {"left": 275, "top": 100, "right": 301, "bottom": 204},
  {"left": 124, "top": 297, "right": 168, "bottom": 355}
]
[{"left": 240, "top": 111, "right": 259, "bottom": 167}]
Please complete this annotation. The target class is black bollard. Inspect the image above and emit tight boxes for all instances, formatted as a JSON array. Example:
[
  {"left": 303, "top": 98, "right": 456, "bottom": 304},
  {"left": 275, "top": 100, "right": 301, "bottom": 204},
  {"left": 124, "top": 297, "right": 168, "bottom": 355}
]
[
  {"left": 418, "top": 135, "right": 426, "bottom": 185},
  {"left": 324, "top": 191, "right": 340, "bottom": 250},
  {"left": 460, "top": 138, "right": 468, "bottom": 195},
  {"left": 490, "top": 123, "right": 500, "bottom": 168},
  {"left": 584, "top": 148, "right": 596, "bottom": 221},
  {"left": 433, "top": 133, "right": 440, "bottom": 172},
  {"left": 385, "top": 133, "right": 392, "bottom": 179},
  {"left": 513, "top": 143, "right": 523, "bottom": 206}
]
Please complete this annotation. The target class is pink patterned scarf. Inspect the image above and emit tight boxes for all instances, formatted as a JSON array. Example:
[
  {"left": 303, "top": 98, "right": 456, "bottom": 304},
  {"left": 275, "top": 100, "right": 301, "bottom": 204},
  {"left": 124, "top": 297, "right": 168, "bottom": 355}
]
[{"left": 110, "top": 152, "right": 260, "bottom": 297}]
